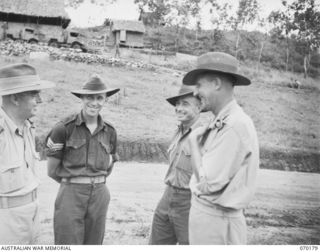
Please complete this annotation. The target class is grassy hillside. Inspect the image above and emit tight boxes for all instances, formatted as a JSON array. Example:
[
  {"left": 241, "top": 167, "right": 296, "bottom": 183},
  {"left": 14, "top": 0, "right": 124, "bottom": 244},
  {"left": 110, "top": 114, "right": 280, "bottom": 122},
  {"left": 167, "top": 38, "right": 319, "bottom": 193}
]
[
  {"left": 80, "top": 25, "right": 320, "bottom": 78},
  {"left": 0, "top": 50, "right": 319, "bottom": 172}
]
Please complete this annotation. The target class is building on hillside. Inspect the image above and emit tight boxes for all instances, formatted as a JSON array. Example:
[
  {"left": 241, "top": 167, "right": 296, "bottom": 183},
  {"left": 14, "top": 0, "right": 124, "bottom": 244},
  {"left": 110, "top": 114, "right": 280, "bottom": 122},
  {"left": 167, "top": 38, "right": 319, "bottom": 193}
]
[
  {"left": 0, "top": 0, "right": 70, "bottom": 40},
  {"left": 106, "top": 19, "right": 145, "bottom": 48}
]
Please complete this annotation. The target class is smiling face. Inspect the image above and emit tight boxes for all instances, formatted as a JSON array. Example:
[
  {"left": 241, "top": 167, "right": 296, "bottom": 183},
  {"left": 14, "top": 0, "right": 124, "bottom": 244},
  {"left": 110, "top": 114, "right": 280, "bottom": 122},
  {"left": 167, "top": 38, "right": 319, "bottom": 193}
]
[
  {"left": 175, "top": 95, "right": 201, "bottom": 125},
  {"left": 81, "top": 93, "right": 107, "bottom": 118},
  {"left": 16, "top": 90, "right": 42, "bottom": 119}
]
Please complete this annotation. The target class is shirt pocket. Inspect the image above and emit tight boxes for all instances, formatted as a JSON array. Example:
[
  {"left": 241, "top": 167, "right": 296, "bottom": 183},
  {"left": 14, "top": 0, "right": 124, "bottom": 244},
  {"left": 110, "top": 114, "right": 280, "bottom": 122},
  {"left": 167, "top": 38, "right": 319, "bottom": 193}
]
[
  {"left": 96, "top": 139, "right": 112, "bottom": 171},
  {"left": 64, "top": 139, "right": 86, "bottom": 168},
  {"left": 175, "top": 146, "right": 193, "bottom": 187},
  {"left": 0, "top": 163, "right": 25, "bottom": 193}
]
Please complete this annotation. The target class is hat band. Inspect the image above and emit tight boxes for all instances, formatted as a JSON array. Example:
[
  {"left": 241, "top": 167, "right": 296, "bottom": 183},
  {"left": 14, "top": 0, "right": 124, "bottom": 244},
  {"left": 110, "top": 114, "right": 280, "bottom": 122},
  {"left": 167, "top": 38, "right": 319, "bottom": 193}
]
[
  {"left": 0, "top": 75, "right": 41, "bottom": 91},
  {"left": 198, "top": 62, "right": 238, "bottom": 74},
  {"left": 82, "top": 83, "right": 107, "bottom": 92}
]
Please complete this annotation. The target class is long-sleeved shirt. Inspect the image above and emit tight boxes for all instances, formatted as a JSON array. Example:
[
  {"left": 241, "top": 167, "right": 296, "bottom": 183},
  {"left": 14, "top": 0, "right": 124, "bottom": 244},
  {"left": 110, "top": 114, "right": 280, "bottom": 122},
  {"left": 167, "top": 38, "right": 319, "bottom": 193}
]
[
  {"left": 164, "top": 119, "right": 202, "bottom": 189},
  {"left": 189, "top": 100, "right": 259, "bottom": 210},
  {"left": 0, "top": 108, "right": 39, "bottom": 197}
]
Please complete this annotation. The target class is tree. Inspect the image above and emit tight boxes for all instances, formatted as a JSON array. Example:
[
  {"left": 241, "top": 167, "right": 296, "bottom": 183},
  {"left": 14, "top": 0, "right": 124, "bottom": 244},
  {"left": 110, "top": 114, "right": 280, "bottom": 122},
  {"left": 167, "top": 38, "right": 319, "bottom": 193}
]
[
  {"left": 134, "top": 0, "right": 170, "bottom": 27},
  {"left": 268, "top": 1, "right": 295, "bottom": 72},
  {"left": 256, "top": 17, "right": 269, "bottom": 71},
  {"left": 229, "top": 0, "right": 260, "bottom": 59},
  {"left": 207, "top": 1, "right": 232, "bottom": 44},
  {"left": 164, "top": 0, "right": 201, "bottom": 52},
  {"left": 289, "top": 0, "right": 320, "bottom": 78},
  {"left": 268, "top": 0, "right": 320, "bottom": 78}
]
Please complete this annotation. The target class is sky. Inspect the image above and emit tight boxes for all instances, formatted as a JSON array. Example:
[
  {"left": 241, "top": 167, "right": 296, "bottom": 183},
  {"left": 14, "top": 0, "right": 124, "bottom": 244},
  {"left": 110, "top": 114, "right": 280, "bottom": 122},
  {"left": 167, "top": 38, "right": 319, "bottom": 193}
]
[{"left": 66, "top": 0, "right": 290, "bottom": 30}]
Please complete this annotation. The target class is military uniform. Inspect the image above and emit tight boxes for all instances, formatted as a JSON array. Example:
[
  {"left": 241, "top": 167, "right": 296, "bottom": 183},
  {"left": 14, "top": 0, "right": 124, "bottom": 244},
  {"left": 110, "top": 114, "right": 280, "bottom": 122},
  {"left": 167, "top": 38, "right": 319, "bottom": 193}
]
[
  {"left": 0, "top": 108, "right": 40, "bottom": 244},
  {"left": 46, "top": 111, "right": 118, "bottom": 244},
  {"left": 149, "top": 122, "right": 201, "bottom": 244},
  {"left": 189, "top": 100, "right": 259, "bottom": 244}
]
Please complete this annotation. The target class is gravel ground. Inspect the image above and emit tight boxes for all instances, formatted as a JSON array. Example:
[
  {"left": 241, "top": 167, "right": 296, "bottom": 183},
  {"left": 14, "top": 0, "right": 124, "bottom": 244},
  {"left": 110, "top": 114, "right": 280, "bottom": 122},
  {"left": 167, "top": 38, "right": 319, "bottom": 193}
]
[{"left": 35, "top": 161, "right": 320, "bottom": 245}]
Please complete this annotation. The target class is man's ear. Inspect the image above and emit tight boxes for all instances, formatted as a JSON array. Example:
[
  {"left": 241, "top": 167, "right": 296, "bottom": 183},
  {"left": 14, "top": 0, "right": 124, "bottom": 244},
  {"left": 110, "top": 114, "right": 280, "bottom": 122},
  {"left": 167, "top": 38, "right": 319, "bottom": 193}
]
[
  {"left": 10, "top": 94, "right": 19, "bottom": 106},
  {"left": 214, "top": 77, "right": 222, "bottom": 90}
]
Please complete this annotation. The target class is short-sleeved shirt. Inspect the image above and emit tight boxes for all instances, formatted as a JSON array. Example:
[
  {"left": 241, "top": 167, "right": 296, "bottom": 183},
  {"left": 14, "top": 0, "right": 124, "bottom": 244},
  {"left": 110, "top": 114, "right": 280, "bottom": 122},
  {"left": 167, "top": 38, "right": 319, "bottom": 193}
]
[
  {"left": 189, "top": 100, "right": 259, "bottom": 210},
  {"left": 164, "top": 119, "right": 201, "bottom": 190},
  {"left": 0, "top": 108, "right": 39, "bottom": 196},
  {"left": 46, "top": 111, "right": 118, "bottom": 178}
]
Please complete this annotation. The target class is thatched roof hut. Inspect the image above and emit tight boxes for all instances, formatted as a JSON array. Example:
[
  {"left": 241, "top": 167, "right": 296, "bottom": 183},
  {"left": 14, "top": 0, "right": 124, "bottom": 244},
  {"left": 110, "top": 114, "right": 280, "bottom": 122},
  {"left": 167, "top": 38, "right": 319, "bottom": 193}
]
[
  {"left": 0, "top": 0, "right": 70, "bottom": 28},
  {"left": 108, "top": 20, "right": 145, "bottom": 48},
  {"left": 111, "top": 20, "right": 145, "bottom": 34}
]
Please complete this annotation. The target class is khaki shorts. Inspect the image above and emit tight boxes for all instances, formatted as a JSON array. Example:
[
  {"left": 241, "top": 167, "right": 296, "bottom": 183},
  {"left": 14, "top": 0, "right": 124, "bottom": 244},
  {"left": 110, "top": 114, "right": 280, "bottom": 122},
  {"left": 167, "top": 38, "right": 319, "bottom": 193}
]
[
  {"left": 0, "top": 200, "right": 39, "bottom": 244},
  {"left": 189, "top": 196, "right": 247, "bottom": 245}
]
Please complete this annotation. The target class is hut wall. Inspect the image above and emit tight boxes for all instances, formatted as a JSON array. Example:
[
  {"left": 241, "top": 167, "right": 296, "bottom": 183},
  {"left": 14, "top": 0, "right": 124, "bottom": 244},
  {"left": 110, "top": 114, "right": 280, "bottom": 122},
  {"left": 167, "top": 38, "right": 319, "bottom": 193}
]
[
  {"left": 111, "top": 31, "right": 144, "bottom": 48},
  {"left": 125, "top": 32, "right": 144, "bottom": 47},
  {"left": 105, "top": 29, "right": 144, "bottom": 48}
]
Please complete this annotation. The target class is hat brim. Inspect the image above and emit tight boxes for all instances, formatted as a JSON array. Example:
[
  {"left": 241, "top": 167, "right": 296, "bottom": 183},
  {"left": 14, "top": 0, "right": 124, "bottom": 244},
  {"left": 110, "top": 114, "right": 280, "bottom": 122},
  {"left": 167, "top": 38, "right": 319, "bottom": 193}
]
[
  {"left": 0, "top": 80, "right": 55, "bottom": 96},
  {"left": 183, "top": 69, "right": 251, "bottom": 86},
  {"left": 71, "top": 88, "right": 120, "bottom": 98},
  {"left": 166, "top": 91, "right": 194, "bottom": 106}
]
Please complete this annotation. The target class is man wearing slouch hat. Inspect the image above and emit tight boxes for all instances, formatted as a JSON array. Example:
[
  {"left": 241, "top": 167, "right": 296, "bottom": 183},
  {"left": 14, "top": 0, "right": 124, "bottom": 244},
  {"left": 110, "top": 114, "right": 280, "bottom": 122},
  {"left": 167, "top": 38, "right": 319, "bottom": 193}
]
[
  {"left": 0, "top": 63, "right": 55, "bottom": 244},
  {"left": 149, "top": 84, "right": 202, "bottom": 245},
  {"left": 183, "top": 52, "right": 259, "bottom": 245},
  {"left": 46, "top": 75, "right": 120, "bottom": 245}
]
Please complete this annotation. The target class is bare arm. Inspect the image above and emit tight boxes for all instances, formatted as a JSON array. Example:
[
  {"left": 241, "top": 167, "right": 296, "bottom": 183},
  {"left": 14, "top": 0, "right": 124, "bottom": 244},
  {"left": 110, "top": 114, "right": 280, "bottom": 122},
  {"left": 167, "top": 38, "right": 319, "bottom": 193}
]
[{"left": 47, "top": 157, "right": 62, "bottom": 183}]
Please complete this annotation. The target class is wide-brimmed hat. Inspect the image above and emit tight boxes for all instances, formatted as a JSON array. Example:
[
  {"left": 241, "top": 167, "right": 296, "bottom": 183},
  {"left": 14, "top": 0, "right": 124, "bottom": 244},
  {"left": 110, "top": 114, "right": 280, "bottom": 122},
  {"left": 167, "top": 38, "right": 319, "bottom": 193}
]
[
  {"left": 166, "top": 85, "right": 196, "bottom": 106},
  {"left": 71, "top": 75, "right": 120, "bottom": 98},
  {"left": 183, "top": 52, "right": 251, "bottom": 86},
  {"left": 0, "top": 63, "right": 55, "bottom": 96}
]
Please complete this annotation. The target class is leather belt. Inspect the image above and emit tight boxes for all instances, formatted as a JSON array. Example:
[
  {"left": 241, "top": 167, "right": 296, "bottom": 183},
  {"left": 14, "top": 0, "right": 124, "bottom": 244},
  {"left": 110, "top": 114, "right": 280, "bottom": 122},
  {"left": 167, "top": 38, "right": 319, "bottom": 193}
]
[
  {"left": 0, "top": 189, "right": 37, "bottom": 209},
  {"left": 61, "top": 175, "right": 106, "bottom": 184}
]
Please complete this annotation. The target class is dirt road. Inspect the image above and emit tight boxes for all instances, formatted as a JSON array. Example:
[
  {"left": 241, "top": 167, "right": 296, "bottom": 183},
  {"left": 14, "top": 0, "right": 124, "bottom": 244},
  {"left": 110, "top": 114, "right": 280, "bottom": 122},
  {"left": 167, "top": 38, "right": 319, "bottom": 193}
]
[{"left": 37, "top": 161, "right": 320, "bottom": 245}]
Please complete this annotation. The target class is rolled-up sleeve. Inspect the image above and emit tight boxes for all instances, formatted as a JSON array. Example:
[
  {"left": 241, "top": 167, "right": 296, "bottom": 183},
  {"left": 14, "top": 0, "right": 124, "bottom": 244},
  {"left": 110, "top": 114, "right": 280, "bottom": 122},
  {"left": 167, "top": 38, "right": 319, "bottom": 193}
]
[
  {"left": 46, "top": 123, "right": 66, "bottom": 160},
  {"left": 196, "top": 128, "right": 245, "bottom": 194}
]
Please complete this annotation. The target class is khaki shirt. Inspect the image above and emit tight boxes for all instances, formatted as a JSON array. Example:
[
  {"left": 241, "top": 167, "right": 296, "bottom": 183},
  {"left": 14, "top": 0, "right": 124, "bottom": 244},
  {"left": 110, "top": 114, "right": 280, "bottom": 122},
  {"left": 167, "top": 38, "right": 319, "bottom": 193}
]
[
  {"left": 164, "top": 119, "right": 201, "bottom": 189},
  {"left": 190, "top": 100, "right": 259, "bottom": 210},
  {"left": 0, "top": 108, "right": 39, "bottom": 197}
]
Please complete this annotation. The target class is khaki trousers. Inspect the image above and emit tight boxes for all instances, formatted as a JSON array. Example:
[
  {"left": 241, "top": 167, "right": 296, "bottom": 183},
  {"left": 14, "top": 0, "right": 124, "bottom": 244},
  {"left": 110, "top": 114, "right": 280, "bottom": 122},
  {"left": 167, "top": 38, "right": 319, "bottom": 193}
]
[
  {"left": 0, "top": 200, "right": 39, "bottom": 244},
  {"left": 54, "top": 182, "right": 110, "bottom": 245},
  {"left": 149, "top": 186, "right": 191, "bottom": 245},
  {"left": 189, "top": 196, "right": 247, "bottom": 245}
]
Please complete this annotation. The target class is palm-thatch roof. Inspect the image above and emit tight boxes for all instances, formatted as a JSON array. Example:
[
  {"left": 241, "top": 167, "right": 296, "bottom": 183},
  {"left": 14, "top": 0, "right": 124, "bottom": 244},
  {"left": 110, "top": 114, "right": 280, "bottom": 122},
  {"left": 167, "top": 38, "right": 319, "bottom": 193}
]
[
  {"left": 0, "top": 0, "right": 70, "bottom": 27},
  {"left": 111, "top": 20, "right": 145, "bottom": 34}
]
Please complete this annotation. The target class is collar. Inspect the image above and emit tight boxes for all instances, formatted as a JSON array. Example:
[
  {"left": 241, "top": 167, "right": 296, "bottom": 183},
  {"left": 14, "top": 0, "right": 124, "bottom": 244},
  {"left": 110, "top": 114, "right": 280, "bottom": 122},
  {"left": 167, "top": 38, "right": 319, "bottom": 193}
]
[
  {"left": 177, "top": 117, "right": 202, "bottom": 135},
  {"left": 208, "top": 99, "right": 239, "bottom": 130},
  {"left": 0, "top": 107, "right": 31, "bottom": 135},
  {"left": 75, "top": 110, "right": 105, "bottom": 130}
]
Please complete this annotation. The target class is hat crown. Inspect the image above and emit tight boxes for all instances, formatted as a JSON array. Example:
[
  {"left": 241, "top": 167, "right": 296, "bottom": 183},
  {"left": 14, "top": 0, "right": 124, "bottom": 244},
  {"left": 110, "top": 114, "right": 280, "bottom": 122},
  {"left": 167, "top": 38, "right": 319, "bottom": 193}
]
[
  {"left": 71, "top": 74, "right": 120, "bottom": 98},
  {"left": 197, "top": 52, "right": 238, "bottom": 74},
  {"left": 177, "top": 85, "right": 195, "bottom": 96},
  {"left": 0, "top": 63, "right": 55, "bottom": 95},
  {"left": 0, "top": 63, "right": 37, "bottom": 79},
  {"left": 82, "top": 75, "right": 108, "bottom": 92}
]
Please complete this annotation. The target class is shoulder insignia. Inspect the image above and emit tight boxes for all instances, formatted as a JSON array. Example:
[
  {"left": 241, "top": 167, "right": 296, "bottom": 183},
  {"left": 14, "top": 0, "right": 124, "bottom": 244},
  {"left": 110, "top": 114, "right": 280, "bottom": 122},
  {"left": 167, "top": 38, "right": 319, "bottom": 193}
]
[{"left": 61, "top": 113, "right": 78, "bottom": 126}]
